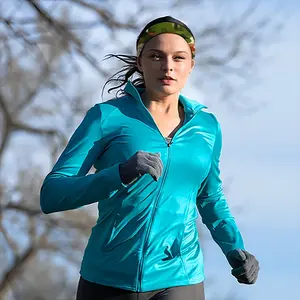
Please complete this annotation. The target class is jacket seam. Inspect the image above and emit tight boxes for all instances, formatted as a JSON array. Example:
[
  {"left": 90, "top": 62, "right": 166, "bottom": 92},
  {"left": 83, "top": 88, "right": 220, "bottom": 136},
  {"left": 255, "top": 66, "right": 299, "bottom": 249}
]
[
  {"left": 203, "top": 114, "right": 219, "bottom": 180},
  {"left": 96, "top": 103, "right": 119, "bottom": 136},
  {"left": 179, "top": 188, "right": 195, "bottom": 282}
]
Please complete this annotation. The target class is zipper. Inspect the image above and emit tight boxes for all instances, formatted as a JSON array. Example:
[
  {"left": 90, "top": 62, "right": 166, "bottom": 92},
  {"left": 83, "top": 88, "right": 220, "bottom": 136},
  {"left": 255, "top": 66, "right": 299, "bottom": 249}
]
[
  {"left": 136, "top": 94, "right": 185, "bottom": 144},
  {"left": 135, "top": 89, "right": 205, "bottom": 144},
  {"left": 137, "top": 138, "right": 172, "bottom": 291}
]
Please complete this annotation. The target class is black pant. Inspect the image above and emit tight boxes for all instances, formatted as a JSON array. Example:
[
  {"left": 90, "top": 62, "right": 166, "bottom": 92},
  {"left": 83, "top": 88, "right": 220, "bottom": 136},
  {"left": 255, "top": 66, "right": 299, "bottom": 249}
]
[{"left": 76, "top": 276, "right": 205, "bottom": 300}]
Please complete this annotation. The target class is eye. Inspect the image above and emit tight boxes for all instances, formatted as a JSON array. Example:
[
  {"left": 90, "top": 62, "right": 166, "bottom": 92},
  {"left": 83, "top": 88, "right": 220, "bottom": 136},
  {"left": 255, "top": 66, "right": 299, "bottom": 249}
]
[
  {"left": 150, "top": 54, "right": 161, "bottom": 60},
  {"left": 174, "top": 56, "right": 185, "bottom": 60}
]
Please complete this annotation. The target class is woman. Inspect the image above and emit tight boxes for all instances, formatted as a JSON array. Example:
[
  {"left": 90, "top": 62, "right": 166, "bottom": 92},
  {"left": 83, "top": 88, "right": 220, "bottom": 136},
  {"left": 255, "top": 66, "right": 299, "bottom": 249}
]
[{"left": 40, "top": 16, "right": 259, "bottom": 300}]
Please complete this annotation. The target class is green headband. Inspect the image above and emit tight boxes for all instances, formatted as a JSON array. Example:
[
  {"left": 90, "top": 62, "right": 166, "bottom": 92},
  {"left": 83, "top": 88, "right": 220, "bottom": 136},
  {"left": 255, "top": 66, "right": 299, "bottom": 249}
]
[{"left": 136, "top": 21, "right": 195, "bottom": 58}]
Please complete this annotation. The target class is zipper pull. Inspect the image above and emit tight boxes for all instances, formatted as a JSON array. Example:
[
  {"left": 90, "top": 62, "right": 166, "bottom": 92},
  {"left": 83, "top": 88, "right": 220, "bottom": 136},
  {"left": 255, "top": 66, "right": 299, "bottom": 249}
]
[{"left": 167, "top": 140, "right": 173, "bottom": 147}]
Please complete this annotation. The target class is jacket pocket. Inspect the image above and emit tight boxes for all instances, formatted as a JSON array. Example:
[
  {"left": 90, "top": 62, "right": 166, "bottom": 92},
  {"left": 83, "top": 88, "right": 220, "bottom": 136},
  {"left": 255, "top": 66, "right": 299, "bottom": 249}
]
[
  {"left": 104, "top": 174, "right": 156, "bottom": 251},
  {"left": 162, "top": 237, "right": 182, "bottom": 261}
]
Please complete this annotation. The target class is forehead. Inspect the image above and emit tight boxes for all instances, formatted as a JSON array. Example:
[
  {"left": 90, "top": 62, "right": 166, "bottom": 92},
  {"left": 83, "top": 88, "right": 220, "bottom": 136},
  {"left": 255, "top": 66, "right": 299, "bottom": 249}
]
[{"left": 143, "top": 33, "right": 189, "bottom": 51}]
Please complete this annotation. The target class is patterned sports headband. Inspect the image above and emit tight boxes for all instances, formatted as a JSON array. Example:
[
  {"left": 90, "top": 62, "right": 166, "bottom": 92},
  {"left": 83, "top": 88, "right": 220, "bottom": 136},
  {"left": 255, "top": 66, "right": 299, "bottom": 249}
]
[{"left": 136, "top": 16, "right": 195, "bottom": 59}]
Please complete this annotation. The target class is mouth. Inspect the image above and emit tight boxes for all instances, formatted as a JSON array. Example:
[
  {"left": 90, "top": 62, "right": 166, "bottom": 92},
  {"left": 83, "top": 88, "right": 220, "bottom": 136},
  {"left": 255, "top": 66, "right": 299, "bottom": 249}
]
[
  {"left": 159, "top": 76, "right": 175, "bottom": 80},
  {"left": 158, "top": 76, "right": 176, "bottom": 85}
]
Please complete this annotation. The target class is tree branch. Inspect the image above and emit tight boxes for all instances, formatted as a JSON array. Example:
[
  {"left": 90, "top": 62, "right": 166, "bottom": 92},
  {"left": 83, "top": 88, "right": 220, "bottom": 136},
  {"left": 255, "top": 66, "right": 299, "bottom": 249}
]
[
  {"left": 0, "top": 92, "right": 13, "bottom": 160},
  {"left": 0, "top": 216, "right": 20, "bottom": 255},
  {"left": 2, "top": 202, "right": 93, "bottom": 232},
  {"left": 2, "top": 203, "right": 41, "bottom": 217},
  {"left": 68, "top": 0, "right": 138, "bottom": 30},
  {"left": 25, "top": 0, "right": 111, "bottom": 77},
  {"left": 0, "top": 245, "right": 37, "bottom": 295}
]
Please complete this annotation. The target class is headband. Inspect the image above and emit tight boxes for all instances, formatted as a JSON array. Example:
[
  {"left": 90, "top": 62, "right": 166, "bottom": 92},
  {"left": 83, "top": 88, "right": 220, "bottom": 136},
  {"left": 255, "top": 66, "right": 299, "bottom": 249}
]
[{"left": 136, "top": 16, "right": 195, "bottom": 59}]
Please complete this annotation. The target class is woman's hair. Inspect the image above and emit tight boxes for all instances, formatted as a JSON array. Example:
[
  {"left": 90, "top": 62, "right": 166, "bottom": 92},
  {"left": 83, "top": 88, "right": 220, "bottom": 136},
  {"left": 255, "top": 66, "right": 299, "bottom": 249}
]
[{"left": 101, "top": 54, "right": 145, "bottom": 99}]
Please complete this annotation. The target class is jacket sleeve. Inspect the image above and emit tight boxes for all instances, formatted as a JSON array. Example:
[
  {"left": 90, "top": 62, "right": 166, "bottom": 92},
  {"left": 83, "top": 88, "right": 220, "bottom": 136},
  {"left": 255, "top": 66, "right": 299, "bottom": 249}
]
[
  {"left": 196, "top": 116, "right": 245, "bottom": 256},
  {"left": 40, "top": 104, "right": 127, "bottom": 214}
]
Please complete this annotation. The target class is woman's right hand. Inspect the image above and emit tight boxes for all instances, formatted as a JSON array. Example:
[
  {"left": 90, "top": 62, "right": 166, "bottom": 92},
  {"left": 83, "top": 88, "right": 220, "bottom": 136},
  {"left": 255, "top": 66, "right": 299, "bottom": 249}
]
[{"left": 119, "top": 150, "right": 163, "bottom": 185}]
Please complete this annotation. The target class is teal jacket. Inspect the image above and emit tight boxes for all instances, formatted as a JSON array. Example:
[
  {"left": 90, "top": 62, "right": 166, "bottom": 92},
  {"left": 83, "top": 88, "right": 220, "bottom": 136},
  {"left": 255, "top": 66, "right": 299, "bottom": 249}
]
[{"left": 40, "top": 81, "right": 245, "bottom": 292}]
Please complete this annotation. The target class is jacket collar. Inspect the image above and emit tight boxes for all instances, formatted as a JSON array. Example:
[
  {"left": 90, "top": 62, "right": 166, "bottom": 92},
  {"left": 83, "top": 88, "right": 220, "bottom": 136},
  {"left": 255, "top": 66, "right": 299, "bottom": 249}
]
[{"left": 124, "top": 80, "right": 207, "bottom": 120}]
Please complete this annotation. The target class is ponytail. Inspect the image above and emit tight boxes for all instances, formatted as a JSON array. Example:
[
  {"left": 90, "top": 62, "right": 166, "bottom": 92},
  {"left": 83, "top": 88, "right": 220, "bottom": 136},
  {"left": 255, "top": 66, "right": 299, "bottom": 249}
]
[{"left": 101, "top": 54, "right": 145, "bottom": 99}]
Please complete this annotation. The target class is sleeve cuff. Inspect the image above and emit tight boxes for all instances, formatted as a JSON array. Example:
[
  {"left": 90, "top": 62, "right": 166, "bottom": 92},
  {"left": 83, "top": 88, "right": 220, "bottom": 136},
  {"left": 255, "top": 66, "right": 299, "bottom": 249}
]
[{"left": 95, "top": 163, "right": 129, "bottom": 190}]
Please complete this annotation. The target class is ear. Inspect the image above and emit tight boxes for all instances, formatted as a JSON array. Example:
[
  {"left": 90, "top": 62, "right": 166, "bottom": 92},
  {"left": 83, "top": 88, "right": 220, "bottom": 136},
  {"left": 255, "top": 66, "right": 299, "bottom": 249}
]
[
  {"left": 190, "top": 59, "right": 195, "bottom": 72},
  {"left": 137, "top": 56, "right": 143, "bottom": 72}
]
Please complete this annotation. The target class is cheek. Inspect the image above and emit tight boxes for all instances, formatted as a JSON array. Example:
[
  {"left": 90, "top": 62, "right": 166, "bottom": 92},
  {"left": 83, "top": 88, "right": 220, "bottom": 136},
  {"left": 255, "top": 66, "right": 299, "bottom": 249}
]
[
  {"left": 177, "top": 64, "right": 191, "bottom": 79},
  {"left": 143, "top": 62, "right": 160, "bottom": 77}
]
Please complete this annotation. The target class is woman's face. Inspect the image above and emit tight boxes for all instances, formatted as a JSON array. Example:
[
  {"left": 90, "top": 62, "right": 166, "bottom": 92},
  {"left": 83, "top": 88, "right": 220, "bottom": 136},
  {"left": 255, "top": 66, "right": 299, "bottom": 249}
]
[{"left": 137, "top": 33, "right": 195, "bottom": 97}]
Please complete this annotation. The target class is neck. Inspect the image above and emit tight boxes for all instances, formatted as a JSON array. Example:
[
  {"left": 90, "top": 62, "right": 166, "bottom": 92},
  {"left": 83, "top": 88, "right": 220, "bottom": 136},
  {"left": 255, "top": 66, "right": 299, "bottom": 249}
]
[{"left": 141, "top": 90, "right": 182, "bottom": 117}]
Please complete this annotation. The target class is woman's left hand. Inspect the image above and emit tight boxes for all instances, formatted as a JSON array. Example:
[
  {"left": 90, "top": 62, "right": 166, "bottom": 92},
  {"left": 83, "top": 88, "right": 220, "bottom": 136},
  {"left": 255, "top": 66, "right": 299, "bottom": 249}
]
[{"left": 226, "top": 249, "right": 260, "bottom": 284}]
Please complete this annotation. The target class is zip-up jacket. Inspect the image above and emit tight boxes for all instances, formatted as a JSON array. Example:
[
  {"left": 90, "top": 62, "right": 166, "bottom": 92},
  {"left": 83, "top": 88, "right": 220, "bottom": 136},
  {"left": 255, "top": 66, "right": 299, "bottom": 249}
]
[{"left": 40, "top": 80, "right": 245, "bottom": 292}]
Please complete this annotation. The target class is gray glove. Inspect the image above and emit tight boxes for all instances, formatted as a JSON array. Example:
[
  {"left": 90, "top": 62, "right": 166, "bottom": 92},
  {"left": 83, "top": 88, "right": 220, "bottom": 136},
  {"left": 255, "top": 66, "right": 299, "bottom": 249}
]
[
  {"left": 226, "top": 249, "right": 259, "bottom": 284},
  {"left": 119, "top": 150, "right": 163, "bottom": 185}
]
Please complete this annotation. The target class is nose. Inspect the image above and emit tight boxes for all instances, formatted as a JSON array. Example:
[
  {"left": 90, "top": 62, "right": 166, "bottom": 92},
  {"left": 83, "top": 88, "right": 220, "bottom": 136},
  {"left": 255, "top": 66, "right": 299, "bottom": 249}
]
[{"left": 161, "top": 57, "right": 174, "bottom": 72}]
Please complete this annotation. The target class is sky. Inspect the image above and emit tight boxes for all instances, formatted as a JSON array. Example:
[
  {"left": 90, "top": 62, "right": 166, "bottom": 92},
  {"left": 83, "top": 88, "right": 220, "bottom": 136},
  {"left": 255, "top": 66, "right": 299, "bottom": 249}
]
[{"left": 1, "top": 1, "right": 299, "bottom": 299}]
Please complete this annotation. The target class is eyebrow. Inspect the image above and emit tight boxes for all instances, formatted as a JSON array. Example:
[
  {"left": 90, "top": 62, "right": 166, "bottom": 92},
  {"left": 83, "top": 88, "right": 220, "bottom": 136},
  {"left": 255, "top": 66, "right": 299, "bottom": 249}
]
[{"left": 147, "top": 49, "right": 188, "bottom": 54}]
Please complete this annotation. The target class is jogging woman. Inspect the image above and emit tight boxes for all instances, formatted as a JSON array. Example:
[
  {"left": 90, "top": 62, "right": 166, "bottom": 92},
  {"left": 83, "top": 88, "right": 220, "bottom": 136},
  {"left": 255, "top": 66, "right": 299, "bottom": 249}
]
[{"left": 40, "top": 16, "right": 259, "bottom": 300}]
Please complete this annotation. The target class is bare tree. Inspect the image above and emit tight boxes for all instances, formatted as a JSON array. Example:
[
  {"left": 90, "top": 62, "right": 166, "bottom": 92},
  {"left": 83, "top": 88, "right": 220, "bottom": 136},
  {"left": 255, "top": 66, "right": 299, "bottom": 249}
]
[{"left": 0, "top": 0, "right": 283, "bottom": 299}]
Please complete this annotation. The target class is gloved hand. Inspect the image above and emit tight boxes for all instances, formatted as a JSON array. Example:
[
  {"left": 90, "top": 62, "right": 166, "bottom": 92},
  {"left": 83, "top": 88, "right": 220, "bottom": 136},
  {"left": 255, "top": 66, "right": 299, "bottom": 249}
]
[
  {"left": 226, "top": 249, "right": 259, "bottom": 284},
  {"left": 119, "top": 150, "right": 163, "bottom": 185}
]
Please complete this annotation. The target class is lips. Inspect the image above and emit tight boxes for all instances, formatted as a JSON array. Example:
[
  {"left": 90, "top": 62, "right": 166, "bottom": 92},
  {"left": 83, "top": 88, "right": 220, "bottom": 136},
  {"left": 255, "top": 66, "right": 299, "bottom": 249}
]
[
  {"left": 160, "top": 76, "right": 175, "bottom": 80},
  {"left": 159, "top": 76, "right": 175, "bottom": 85}
]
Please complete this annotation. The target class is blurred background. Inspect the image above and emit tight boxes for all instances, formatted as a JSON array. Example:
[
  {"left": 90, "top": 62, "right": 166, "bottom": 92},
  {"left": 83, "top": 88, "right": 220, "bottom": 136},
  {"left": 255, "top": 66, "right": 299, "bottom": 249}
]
[{"left": 0, "top": 0, "right": 299, "bottom": 299}]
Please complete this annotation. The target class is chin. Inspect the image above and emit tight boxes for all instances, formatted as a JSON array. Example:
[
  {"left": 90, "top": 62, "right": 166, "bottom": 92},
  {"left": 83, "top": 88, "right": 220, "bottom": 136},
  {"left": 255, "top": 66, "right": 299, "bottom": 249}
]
[{"left": 155, "top": 84, "right": 180, "bottom": 96}]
